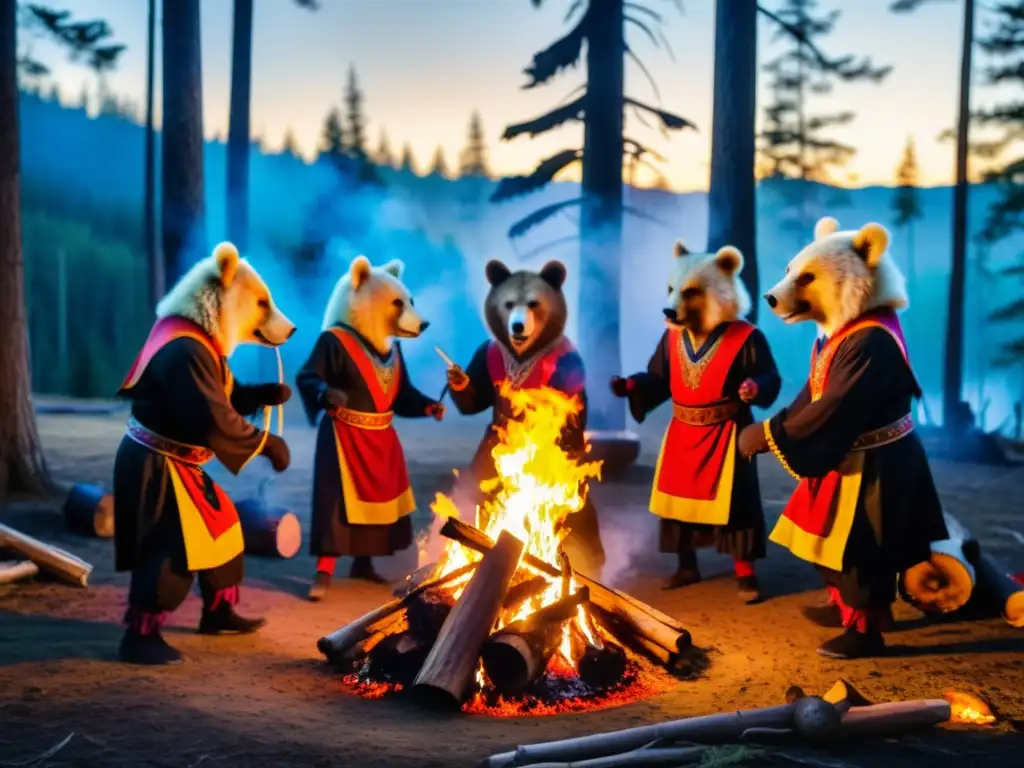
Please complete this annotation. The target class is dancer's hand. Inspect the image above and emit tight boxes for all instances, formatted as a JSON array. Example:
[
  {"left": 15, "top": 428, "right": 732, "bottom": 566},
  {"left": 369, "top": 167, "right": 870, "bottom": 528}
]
[
  {"left": 446, "top": 366, "right": 470, "bottom": 392},
  {"left": 261, "top": 434, "right": 291, "bottom": 472},
  {"left": 738, "top": 423, "right": 766, "bottom": 459},
  {"left": 256, "top": 383, "right": 292, "bottom": 406},
  {"left": 738, "top": 378, "right": 759, "bottom": 403},
  {"left": 426, "top": 402, "right": 446, "bottom": 421},
  {"left": 321, "top": 387, "right": 348, "bottom": 409},
  {"left": 609, "top": 376, "right": 633, "bottom": 398}
]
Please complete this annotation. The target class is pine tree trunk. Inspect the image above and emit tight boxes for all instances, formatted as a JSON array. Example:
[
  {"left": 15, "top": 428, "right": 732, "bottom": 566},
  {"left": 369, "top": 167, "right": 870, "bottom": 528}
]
[
  {"left": 0, "top": 0, "right": 50, "bottom": 499},
  {"left": 226, "top": 0, "right": 253, "bottom": 254},
  {"left": 579, "top": 0, "right": 625, "bottom": 431},
  {"left": 144, "top": 0, "right": 159, "bottom": 308},
  {"left": 162, "top": 0, "right": 206, "bottom": 286},
  {"left": 707, "top": 0, "right": 758, "bottom": 322},
  {"left": 943, "top": 0, "right": 975, "bottom": 432}
]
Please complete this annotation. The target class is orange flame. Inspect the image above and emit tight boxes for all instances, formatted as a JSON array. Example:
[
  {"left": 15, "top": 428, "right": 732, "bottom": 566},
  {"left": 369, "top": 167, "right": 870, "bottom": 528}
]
[
  {"left": 945, "top": 691, "right": 996, "bottom": 725},
  {"left": 429, "top": 383, "right": 603, "bottom": 665}
]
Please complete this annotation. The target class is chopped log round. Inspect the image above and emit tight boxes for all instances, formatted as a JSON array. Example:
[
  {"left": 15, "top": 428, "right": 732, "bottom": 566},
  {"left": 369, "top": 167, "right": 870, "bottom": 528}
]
[
  {"left": 578, "top": 644, "right": 628, "bottom": 689},
  {"left": 898, "top": 511, "right": 976, "bottom": 614},
  {"left": 366, "top": 631, "right": 429, "bottom": 687},
  {"left": 236, "top": 499, "right": 302, "bottom": 559},
  {"left": 0, "top": 523, "right": 93, "bottom": 587},
  {"left": 481, "top": 632, "right": 547, "bottom": 696},
  {"left": 64, "top": 483, "right": 114, "bottom": 538},
  {"left": 406, "top": 588, "right": 454, "bottom": 643},
  {"left": 972, "top": 550, "right": 1024, "bottom": 628},
  {"left": 413, "top": 530, "right": 525, "bottom": 710}
]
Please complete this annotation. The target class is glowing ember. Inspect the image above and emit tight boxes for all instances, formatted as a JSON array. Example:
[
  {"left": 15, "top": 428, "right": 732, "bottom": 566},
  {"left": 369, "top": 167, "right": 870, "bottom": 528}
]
[
  {"left": 945, "top": 691, "right": 996, "bottom": 725},
  {"left": 332, "top": 384, "right": 691, "bottom": 715}
]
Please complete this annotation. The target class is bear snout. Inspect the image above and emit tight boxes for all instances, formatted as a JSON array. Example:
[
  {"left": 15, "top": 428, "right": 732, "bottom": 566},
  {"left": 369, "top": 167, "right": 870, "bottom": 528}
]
[
  {"left": 419, "top": 320, "right": 430, "bottom": 332},
  {"left": 763, "top": 293, "right": 778, "bottom": 309},
  {"left": 662, "top": 308, "right": 677, "bottom": 320},
  {"left": 511, "top": 321, "right": 525, "bottom": 334}
]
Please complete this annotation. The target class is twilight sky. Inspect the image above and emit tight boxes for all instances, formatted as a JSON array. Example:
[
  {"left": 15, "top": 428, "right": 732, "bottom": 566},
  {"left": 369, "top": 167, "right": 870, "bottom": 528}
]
[{"left": 24, "top": 0, "right": 990, "bottom": 190}]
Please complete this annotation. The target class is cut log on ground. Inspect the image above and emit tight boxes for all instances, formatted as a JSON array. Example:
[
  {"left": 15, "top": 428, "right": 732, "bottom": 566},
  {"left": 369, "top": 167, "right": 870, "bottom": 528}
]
[
  {"left": 236, "top": 499, "right": 302, "bottom": 559},
  {"left": 577, "top": 644, "right": 628, "bottom": 689},
  {"left": 441, "top": 517, "right": 690, "bottom": 654},
  {"left": 0, "top": 523, "right": 92, "bottom": 587},
  {"left": 317, "top": 561, "right": 476, "bottom": 663},
  {"left": 64, "top": 483, "right": 114, "bottom": 538},
  {"left": 413, "top": 530, "right": 524, "bottom": 710},
  {"left": 0, "top": 560, "right": 39, "bottom": 585},
  {"left": 481, "top": 700, "right": 840, "bottom": 768},
  {"left": 366, "top": 631, "right": 429, "bottom": 686},
  {"left": 481, "top": 588, "right": 590, "bottom": 696},
  {"left": 899, "top": 510, "right": 976, "bottom": 614},
  {"left": 837, "top": 700, "right": 951, "bottom": 738},
  {"left": 972, "top": 549, "right": 1024, "bottom": 628}
]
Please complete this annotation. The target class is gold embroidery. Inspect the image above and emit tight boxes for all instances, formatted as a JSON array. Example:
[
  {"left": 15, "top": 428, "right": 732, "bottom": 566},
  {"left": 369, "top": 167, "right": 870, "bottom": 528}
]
[
  {"left": 328, "top": 406, "right": 394, "bottom": 429},
  {"left": 676, "top": 331, "right": 726, "bottom": 390},
  {"left": 672, "top": 401, "right": 740, "bottom": 426},
  {"left": 355, "top": 339, "right": 398, "bottom": 393},
  {"left": 499, "top": 337, "right": 562, "bottom": 390},
  {"left": 850, "top": 414, "right": 914, "bottom": 451}
]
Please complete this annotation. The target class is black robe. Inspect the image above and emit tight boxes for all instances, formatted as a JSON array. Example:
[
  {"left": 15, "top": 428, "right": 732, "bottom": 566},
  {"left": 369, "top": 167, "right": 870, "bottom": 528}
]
[
  {"left": 756, "top": 326, "right": 947, "bottom": 608},
  {"left": 296, "top": 325, "right": 436, "bottom": 558},
  {"left": 113, "top": 337, "right": 269, "bottom": 583},
  {"left": 624, "top": 325, "right": 781, "bottom": 560},
  {"left": 448, "top": 339, "right": 604, "bottom": 575}
]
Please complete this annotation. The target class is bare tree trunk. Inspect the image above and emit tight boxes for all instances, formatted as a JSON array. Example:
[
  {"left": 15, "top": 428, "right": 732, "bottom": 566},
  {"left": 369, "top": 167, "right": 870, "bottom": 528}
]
[
  {"left": 161, "top": 0, "right": 206, "bottom": 286},
  {"left": 579, "top": 0, "right": 625, "bottom": 431},
  {"left": 226, "top": 0, "right": 253, "bottom": 254},
  {"left": 145, "top": 0, "right": 159, "bottom": 308},
  {"left": 707, "top": 0, "right": 758, "bottom": 321},
  {"left": 0, "top": 0, "right": 50, "bottom": 499},
  {"left": 943, "top": 0, "right": 974, "bottom": 432}
]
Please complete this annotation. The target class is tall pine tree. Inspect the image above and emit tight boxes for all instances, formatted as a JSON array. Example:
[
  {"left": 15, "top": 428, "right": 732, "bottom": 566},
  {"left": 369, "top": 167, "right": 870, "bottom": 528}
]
[
  {"left": 375, "top": 127, "right": 395, "bottom": 168},
  {"left": 759, "top": 0, "right": 890, "bottom": 232},
  {"left": 318, "top": 106, "right": 346, "bottom": 168},
  {"left": 428, "top": 145, "right": 449, "bottom": 179},
  {"left": 281, "top": 128, "right": 299, "bottom": 156},
  {"left": 977, "top": 1, "right": 1024, "bottom": 371},
  {"left": 398, "top": 142, "right": 418, "bottom": 175},
  {"left": 891, "top": 136, "right": 922, "bottom": 293},
  {"left": 343, "top": 65, "right": 381, "bottom": 184},
  {"left": 458, "top": 110, "right": 490, "bottom": 178}
]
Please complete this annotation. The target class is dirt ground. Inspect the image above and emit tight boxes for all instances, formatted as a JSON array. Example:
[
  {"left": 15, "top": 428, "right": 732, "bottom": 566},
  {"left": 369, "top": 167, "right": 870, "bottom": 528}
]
[{"left": 2, "top": 401, "right": 1024, "bottom": 768}]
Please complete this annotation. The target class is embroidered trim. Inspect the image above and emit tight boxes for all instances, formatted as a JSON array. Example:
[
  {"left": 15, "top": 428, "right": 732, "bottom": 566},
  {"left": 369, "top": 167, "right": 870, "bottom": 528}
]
[
  {"left": 328, "top": 406, "right": 394, "bottom": 429},
  {"left": 850, "top": 414, "right": 913, "bottom": 451},
  {"left": 498, "top": 336, "right": 563, "bottom": 390},
  {"left": 126, "top": 418, "right": 213, "bottom": 465},
  {"left": 764, "top": 420, "right": 801, "bottom": 481},
  {"left": 676, "top": 331, "right": 726, "bottom": 390},
  {"left": 672, "top": 401, "right": 740, "bottom": 426}
]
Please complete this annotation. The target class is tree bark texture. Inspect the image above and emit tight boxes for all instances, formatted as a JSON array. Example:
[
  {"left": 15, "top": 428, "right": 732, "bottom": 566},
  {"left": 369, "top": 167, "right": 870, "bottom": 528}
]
[
  {"left": 943, "top": 0, "right": 974, "bottom": 431},
  {"left": 226, "top": 0, "right": 253, "bottom": 253},
  {"left": 0, "top": 0, "right": 50, "bottom": 499},
  {"left": 707, "top": 0, "right": 759, "bottom": 322},
  {"left": 162, "top": 0, "right": 206, "bottom": 286},
  {"left": 145, "top": 0, "right": 160, "bottom": 308},
  {"left": 579, "top": 0, "right": 626, "bottom": 431}
]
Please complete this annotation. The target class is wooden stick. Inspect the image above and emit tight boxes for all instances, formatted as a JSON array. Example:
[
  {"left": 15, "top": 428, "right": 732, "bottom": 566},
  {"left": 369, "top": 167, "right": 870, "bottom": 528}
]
[
  {"left": 515, "top": 744, "right": 709, "bottom": 768},
  {"left": 0, "top": 523, "right": 92, "bottom": 587},
  {"left": 317, "top": 561, "right": 476, "bottom": 662},
  {"left": 441, "top": 517, "right": 690, "bottom": 653},
  {"left": 413, "top": 530, "right": 525, "bottom": 710},
  {"left": 898, "top": 510, "right": 976, "bottom": 614},
  {"left": 0, "top": 560, "right": 39, "bottom": 585},
  {"left": 837, "top": 700, "right": 951, "bottom": 738}
]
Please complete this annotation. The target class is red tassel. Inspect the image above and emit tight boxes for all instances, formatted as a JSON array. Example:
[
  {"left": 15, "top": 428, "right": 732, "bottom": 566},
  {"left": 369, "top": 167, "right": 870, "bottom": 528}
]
[
  {"left": 733, "top": 559, "right": 756, "bottom": 578},
  {"left": 317, "top": 556, "right": 338, "bottom": 576}
]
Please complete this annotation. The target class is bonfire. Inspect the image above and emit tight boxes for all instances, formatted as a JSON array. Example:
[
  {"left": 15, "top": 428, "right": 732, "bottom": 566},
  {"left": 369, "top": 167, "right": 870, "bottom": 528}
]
[{"left": 318, "top": 384, "right": 699, "bottom": 715}]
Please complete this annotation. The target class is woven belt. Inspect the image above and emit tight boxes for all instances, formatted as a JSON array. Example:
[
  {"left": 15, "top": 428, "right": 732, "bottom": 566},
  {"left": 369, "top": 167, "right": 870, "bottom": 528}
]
[
  {"left": 851, "top": 414, "right": 914, "bottom": 451},
  {"left": 328, "top": 406, "right": 393, "bottom": 429},
  {"left": 672, "top": 401, "right": 741, "bottom": 426},
  {"left": 126, "top": 417, "right": 214, "bottom": 465}
]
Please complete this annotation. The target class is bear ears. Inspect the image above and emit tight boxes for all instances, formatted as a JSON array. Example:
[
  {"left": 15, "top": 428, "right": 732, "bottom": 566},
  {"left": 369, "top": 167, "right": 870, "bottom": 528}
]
[
  {"left": 349, "top": 256, "right": 405, "bottom": 290},
  {"left": 713, "top": 246, "right": 744, "bottom": 277},
  {"left": 673, "top": 241, "right": 690, "bottom": 258},
  {"left": 814, "top": 216, "right": 840, "bottom": 241},
  {"left": 852, "top": 223, "right": 890, "bottom": 268},
  {"left": 214, "top": 241, "right": 240, "bottom": 287},
  {"left": 485, "top": 259, "right": 568, "bottom": 291}
]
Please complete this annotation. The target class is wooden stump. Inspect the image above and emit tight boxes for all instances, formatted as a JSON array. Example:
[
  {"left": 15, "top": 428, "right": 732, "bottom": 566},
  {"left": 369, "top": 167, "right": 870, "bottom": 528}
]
[
  {"left": 899, "top": 510, "right": 976, "bottom": 614},
  {"left": 64, "top": 483, "right": 114, "bottom": 538},
  {"left": 412, "top": 530, "right": 524, "bottom": 710},
  {"left": 236, "top": 498, "right": 301, "bottom": 559}
]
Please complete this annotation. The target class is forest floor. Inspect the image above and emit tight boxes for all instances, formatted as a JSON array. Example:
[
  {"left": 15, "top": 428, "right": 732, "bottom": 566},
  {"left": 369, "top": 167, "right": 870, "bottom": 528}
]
[{"left": 2, "top": 400, "right": 1024, "bottom": 768}]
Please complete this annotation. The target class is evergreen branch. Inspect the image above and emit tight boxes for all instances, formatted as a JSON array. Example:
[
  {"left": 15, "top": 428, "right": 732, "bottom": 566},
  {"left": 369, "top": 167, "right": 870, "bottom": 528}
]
[
  {"left": 557, "top": 84, "right": 587, "bottom": 107},
  {"left": 508, "top": 198, "right": 585, "bottom": 239},
  {"left": 625, "top": 3, "right": 665, "bottom": 24},
  {"left": 989, "top": 299, "right": 1024, "bottom": 323},
  {"left": 625, "top": 97, "right": 696, "bottom": 131},
  {"left": 630, "top": 104, "right": 656, "bottom": 130},
  {"left": 626, "top": 15, "right": 661, "bottom": 50},
  {"left": 1000, "top": 264, "right": 1024, "bottom": 277},
  {"left": 657, "top": 25, "right": 677, "bottom": 63},
  {"left": 889, "top": 0, "right": 950, "bottom": 12},
  {"left": 625, "top": 45, "right": 662, "bottom": 105},
  {"left": 756, "top": 4, "right": 837, "bottom": 69},
  {"left": 502, "top": 97, "right": 586, "bottom": 141},
  {"left": 512, "top": 235, "right": 580, "bottom": 262},
  {"left": 523, "top": 15, "right": 589, "bottom": 88},
  {"left": 565, "top": 0, "right": 585, "bottom": 22},
  {"left": 490, "top": 149, "right": 582, "bottom": 202},
  {"left": 624, "top": 204, "right": 668, "bottom": 227},
  {"left": 624, "top": 137, "right": 667, "bottom": 162},
  {"left": 637, "top": 157, "right": 669, "bottom": 186},
  {"left": 17, "top": 56, "right": 49, "bottom": 76}
]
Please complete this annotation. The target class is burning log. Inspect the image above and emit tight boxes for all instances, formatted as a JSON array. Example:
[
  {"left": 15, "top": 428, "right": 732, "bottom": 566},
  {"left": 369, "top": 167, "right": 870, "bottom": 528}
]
[
  {"left": 236, "top": 498, "right": 302, "bottom": 559},
  {"left": 64, "top": 483, "right": 114, "bottom": 538},
  {"left": 899, "top": 510, "right": 977, "bottom": 614},
  {"left": 481, "top": 588, "right": 590, "bottom": 696},
  {"left": 441, "top": 517, "right": 690, "bottom": 655},
  {"left": 413, "top": 530, "right": 525, "bottom": 710},
  {"left": 317, "top": 561, "right": 476, "bottom": 664},
  {"left": 0, "top": 560, "right": 39, "bottom": 585},
  {"left": 0, "top": 523, "right": 93, "bottom": 587},
  {"left": 481, "top": 698, "right": 841, "bottom": 768},
  {"left": 837, "top": 700, "right": 951, "bottom": 737},
  {"left": 972, "top": 548, "right": 1024, "bottom": 628},
  {"left": 366, "top": 631, "right": 430, "bottom": 687},
  {"left": 577, "top": 644, "right": 628, "bottom": 690},
  {"left": 502, "top": 575, "right": 550, "bottom": 614}
]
